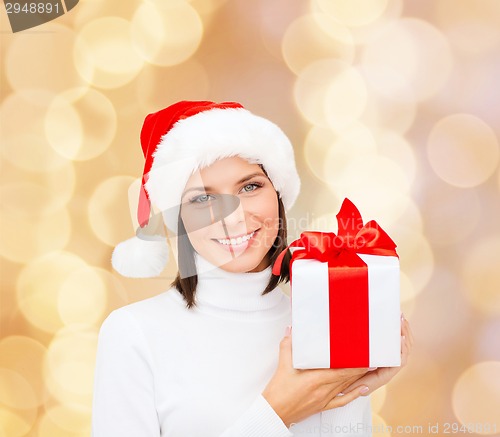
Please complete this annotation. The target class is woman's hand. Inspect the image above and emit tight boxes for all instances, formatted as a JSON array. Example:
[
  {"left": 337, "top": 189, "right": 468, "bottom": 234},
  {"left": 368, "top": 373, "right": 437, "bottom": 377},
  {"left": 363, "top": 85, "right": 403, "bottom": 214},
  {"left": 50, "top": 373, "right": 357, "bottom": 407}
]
[
  {"left": 262, "top": 326, "right": 371, "bottom": 428},
  {"left": 342, "top": 313, "right": 414, "bottom": 397}
]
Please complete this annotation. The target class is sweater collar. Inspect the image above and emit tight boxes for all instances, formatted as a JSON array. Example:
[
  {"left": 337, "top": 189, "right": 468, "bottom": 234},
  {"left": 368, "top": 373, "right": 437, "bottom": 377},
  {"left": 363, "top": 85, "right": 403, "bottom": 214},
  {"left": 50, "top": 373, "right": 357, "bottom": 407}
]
[{"left": 193, "top": 252, "right": 285, "bottom": 312}]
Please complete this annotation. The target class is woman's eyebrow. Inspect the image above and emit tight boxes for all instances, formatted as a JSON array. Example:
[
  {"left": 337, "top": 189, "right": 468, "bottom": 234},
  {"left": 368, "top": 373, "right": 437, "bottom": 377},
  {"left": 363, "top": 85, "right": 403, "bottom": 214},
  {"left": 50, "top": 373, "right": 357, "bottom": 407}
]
[{"left": 182, "top": 172, "right": 266, "bottom": 196}]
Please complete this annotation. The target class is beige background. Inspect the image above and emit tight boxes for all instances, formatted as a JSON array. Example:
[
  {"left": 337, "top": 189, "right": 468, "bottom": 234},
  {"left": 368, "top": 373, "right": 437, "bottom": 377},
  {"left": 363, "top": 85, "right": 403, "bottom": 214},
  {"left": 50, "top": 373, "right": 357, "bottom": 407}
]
[{"left": 1, "top": 0, "right": 499, "bottom": 435}]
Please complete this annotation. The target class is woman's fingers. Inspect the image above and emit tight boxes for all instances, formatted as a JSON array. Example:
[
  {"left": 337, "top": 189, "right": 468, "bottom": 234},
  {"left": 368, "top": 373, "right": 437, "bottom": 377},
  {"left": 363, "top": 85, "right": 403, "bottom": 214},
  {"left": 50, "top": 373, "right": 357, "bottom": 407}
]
[
  {"left": 305, "top": 366, "right": 370, "bottom": 386},
  {"left": 407, "top": 320, "right": 415, "bottom": 347},
  {"left": 401, "top": 334, "right": 409, "bottom": 367},
  {"left": 305, "top": 368, "right": 370, "bottom": 389},
  {"left": 323, "top": 385, "right": 370, "bottom": 410},
  {"left": 401, "top": 315, "right": 415, "bottom": 348},
  {"left": 402, "top": 319, "right": 414, "bottom": 352},
  {"left": 278, "top": 330, "right": 295, "bottom": 371},
  {"left": 340, "top": 365, "right": 401, "bottom": 396},
  {"left": 337, "top": 373, "right": 372, "bottom": 394}
]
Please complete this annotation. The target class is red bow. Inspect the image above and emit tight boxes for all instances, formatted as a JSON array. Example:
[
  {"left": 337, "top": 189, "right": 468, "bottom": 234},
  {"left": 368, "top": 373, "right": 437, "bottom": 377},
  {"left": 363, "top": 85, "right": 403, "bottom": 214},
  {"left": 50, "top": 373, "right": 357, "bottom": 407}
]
[{"left": 272, "top": 198, "right": 398, "bottom": 275}]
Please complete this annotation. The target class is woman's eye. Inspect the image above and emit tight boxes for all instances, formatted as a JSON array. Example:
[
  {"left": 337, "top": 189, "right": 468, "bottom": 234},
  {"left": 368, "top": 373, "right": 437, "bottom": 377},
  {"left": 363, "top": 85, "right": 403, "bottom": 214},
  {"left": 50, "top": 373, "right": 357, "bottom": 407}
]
[
  {"left": 189, "top": 183, "right": 262, "bottom": 203},
  {"left": 190, "top": 194, "right": 213, "bottom": 203},
  {"left": 242, "top": 183, "right": 261, "bottom": 193}
]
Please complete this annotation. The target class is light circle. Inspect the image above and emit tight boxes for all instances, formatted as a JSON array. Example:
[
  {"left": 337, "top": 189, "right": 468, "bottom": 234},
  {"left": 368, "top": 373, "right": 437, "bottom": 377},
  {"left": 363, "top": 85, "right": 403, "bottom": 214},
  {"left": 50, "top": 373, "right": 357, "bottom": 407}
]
[
  {"left": 282, "top": 14, "right": 354, "bottom": 75},
  {"left": 45, "top": 88, "right": 117, "bottom": 161},
  {"left": 452, "top": 361, "right": 500, "bottom": 433},
  {"left": 73, "top": 17, "right": 144, "bottom": 88},
  {"left": 462, "top": 235, "right": 500, "bottom": 316},
  {"left": 362, "top": 18, "right": 453, "bottom": 101},
  {"left": 427, "top": 114, "right": 499, "bottom": 188},
  {"left": 0, "top": 369, "right": 37, "bottom": 436},
  {"left": 44, "top": 326, "right": 98, "bottom": 405},
  {"left": 131, "top": 0, "right": 203, "bottom": 66},
  {"left": 0, "top": 205, "right": 71, "bottom": 264},
  {"left": 0, "top": 336, "right": 47, "bottom": 407},
  {"left": 58, "top": 266, "right": 109, "bottom": 326},
  {"left": 313, "top": 0, "right": 390, "bottom": 27},
  {"left": 294, "top": 59, "right": 353, "bottom": 127},
  {"left": 16, "top": 251, "right": 88, "bottom": 333},
  {"left": 324, "top": 67, "right": 368, "bottom": 131},
  {"left": 5, "top": 23, "right": 89, "bottom": 94},
  {"left": 88, "top": 176, "right": 137, "bottom": 246},
  {"left": 38, "top": 404, "right": 90, "bottom": 436},
  {"left": 0, "top": 91, "right": 69, "bottom": 173}
]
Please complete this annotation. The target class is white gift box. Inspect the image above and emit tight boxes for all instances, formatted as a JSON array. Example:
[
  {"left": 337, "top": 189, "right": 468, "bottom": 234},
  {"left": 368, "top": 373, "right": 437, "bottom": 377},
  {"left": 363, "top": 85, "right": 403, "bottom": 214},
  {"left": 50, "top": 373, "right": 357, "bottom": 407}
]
[{"left": 291, "top": 254, "right": 401, "bottom": 369}]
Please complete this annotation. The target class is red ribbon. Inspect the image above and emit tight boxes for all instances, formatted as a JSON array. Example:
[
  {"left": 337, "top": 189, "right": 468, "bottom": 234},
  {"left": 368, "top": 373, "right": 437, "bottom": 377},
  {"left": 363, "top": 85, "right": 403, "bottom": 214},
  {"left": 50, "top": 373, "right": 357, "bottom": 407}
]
[{"left": 273, "top": 198, "right": 398, "bottom": 368}]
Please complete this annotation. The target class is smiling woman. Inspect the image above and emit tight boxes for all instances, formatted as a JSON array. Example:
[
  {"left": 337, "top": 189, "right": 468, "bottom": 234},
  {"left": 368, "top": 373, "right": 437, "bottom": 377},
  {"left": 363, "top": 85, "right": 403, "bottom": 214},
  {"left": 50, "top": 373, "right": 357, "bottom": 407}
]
[
  {"left": 91, "top": 101, "right": 409, "bottom": 437},
  {"left": 174, "top": 156, "right": 291, "bottom": 308}
]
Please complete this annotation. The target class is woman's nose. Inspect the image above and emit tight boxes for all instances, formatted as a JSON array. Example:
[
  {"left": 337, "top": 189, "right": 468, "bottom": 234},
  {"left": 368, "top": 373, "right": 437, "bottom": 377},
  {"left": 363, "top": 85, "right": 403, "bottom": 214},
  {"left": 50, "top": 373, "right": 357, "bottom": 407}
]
[
  {"left": 213, "top": 194, "right": 241, "bottom": 224},
  {"left": 220, "top": 198, "right": 246, "bottom": 228}
]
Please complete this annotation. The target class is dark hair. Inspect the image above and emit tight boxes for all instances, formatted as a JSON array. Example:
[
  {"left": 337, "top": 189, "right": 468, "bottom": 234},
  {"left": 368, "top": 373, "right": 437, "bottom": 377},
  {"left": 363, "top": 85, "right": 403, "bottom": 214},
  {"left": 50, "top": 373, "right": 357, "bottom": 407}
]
[{"left": 171, "top": 191, "right": 292, "bottom": 310}]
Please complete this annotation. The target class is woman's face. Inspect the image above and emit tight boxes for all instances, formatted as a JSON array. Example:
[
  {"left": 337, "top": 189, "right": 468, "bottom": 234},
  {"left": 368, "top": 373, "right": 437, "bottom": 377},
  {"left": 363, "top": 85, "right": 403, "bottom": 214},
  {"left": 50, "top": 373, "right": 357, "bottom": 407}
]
[{"left": 180, "top": 156, "right": 280, "bottom": 273}]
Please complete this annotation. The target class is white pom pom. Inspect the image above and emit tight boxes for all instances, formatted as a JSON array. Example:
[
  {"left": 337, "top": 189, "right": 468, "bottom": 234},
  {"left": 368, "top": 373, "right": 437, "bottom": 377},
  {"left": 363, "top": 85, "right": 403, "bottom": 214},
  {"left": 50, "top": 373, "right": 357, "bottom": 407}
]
[{"left": 111, "top": 236, "right": 169, "bottom": 278}]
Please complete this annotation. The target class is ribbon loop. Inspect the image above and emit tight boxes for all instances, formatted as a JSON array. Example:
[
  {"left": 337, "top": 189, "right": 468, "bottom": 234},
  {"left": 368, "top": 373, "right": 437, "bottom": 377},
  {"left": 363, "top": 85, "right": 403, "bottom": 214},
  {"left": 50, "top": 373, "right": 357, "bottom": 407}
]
[
  {"left": 336, "top": 198, "right": 364, "bottom": 241},
  {"left": 272, "top": 198, "right": 398, "bottom": 276}
]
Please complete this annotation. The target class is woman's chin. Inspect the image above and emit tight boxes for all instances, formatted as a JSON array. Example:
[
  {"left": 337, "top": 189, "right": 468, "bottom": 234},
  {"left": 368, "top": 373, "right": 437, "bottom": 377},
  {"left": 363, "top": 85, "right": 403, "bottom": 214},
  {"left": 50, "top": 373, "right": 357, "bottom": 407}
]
[
  {"left": 202, "top": 246, "right": 265, "bottom": 273},
  {"left": 219, "top": 258, "right": 263, "bottom": 273}
]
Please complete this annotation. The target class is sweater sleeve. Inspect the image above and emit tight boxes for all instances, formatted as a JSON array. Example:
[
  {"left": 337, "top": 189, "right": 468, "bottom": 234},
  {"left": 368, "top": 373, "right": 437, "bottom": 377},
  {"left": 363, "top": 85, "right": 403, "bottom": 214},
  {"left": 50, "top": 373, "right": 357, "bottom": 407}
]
[
  {"left": 217, "top": 394, "right": 372, "bottom": 437},
  {"left": 91, "top": 309, "right": 160, "bottom": 437},
  {"left": 218, "top": 394, "right": 293, "bottom": 437}
]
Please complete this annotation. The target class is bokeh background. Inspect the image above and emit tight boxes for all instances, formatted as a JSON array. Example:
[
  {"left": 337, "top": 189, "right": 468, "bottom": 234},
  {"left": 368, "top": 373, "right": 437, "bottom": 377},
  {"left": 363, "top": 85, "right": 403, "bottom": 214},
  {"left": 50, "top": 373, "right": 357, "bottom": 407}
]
[{"left": 1, "top": 0, "right": 500, "bottom": 435}]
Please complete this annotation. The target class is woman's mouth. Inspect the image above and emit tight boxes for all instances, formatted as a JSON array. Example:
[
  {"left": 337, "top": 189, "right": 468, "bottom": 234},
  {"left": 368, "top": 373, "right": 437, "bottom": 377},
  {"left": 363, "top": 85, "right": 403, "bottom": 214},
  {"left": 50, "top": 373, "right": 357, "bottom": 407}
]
[{"left": 212, "top": 229, "right": 259, "bottom": 251}]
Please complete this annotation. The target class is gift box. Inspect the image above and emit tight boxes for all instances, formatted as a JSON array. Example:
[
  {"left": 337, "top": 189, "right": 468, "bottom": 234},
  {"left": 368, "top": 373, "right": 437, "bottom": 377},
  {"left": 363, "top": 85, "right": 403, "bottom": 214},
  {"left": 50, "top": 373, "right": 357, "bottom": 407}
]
[{"left": 272, "top": 198, "right": 401, "bottom": 369}]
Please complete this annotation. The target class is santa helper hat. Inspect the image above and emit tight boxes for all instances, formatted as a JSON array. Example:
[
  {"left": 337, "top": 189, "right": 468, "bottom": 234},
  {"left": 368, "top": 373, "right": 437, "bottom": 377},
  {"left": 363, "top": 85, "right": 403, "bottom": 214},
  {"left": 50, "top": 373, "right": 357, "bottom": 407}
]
[{"left": 112, "top": 100, "right": 301, "bottom": 278}]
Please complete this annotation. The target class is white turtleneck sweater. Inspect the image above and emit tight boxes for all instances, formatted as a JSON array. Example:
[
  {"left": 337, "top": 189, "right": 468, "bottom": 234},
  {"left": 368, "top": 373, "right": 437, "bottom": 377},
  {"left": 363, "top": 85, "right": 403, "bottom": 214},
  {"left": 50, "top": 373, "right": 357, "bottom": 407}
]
[{"left": 91, "top": 254, "right": 372, "bottom": 436}]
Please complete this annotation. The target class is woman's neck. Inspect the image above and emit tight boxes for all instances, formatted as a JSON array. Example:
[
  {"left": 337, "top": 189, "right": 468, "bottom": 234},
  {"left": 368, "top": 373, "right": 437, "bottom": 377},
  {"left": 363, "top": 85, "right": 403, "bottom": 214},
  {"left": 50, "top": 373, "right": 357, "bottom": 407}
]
[{"left": 188, "top": 252, "right": 286, "bottom": 318}]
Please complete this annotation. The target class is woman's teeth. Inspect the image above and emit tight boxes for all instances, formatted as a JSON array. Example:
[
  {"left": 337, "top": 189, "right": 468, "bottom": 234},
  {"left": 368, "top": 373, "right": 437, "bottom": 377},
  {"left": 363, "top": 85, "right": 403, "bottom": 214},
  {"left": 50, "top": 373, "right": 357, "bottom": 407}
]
[{"left": 216, "top": 231, "right": 255, "bottom": 246}]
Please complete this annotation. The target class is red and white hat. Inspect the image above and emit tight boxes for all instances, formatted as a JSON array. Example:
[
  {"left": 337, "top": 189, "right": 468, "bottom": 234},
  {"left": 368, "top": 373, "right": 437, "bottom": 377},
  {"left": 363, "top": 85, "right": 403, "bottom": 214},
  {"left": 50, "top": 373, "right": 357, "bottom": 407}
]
[{"left": 111, "top": 101, "right": 301, "bottom": 278}]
